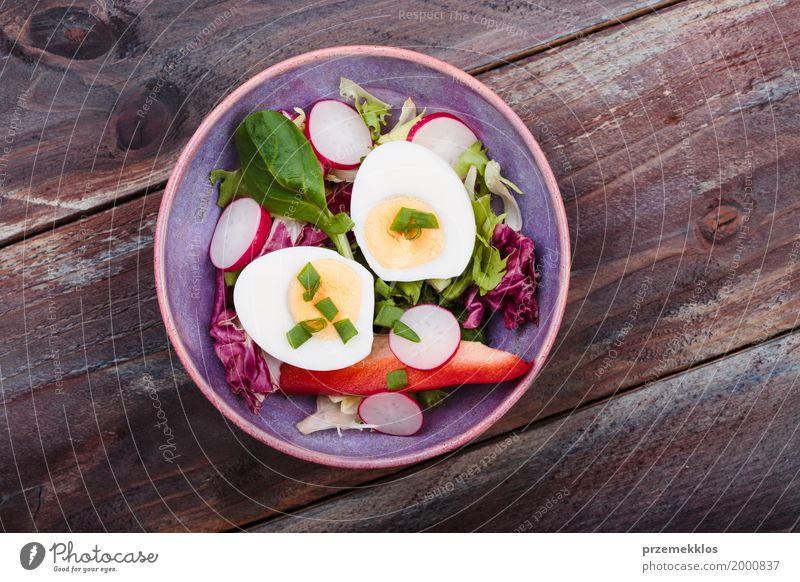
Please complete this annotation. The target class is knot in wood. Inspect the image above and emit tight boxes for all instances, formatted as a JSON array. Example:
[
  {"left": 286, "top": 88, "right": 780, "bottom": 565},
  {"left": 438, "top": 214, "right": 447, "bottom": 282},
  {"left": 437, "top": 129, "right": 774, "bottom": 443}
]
[
  {"left": 28, "top": 7, "right": 117, "bottom": 60},
  {"left": 698, "top": 201, "right": 744, "bottom": 243}
]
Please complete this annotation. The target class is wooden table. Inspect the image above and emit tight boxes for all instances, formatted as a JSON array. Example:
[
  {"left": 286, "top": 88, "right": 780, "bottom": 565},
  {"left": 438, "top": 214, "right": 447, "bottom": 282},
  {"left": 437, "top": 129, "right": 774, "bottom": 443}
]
[{"left": 0, "top": 0, "right": 797, "bottom": 532}]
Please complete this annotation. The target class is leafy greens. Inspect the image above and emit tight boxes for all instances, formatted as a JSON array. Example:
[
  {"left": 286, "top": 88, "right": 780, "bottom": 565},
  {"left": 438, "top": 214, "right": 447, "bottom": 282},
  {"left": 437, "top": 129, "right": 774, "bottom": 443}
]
[
  {"left": 340, "top": 77, "right": 391, "bottom": 140},
  {"left": 210, "top": 110, "right": 354, "bottom": 258}
]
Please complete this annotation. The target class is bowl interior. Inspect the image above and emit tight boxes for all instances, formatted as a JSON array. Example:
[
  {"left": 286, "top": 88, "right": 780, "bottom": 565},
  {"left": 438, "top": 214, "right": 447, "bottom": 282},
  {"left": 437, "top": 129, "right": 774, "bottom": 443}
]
[{"left": 159, "top": 49, "right": 567, "bottom": 467}]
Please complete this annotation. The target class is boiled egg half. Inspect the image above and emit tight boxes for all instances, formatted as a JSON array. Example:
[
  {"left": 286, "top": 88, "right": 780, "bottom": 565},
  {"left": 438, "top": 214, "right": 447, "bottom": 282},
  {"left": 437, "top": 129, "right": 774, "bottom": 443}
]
[
  {"left": 234, "top": 247, "right": 374, "bottom": 371},
  {"left": 351, "top": 141, "right": 476, "bottom": 282}
]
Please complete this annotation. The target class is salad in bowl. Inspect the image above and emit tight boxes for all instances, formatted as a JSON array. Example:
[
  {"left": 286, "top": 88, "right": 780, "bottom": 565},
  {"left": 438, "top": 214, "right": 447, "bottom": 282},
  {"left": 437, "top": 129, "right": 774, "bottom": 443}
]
[
  {"left": 209, "top": 78, "right": 538, "bottom": 437},
  {"left": 155, "top": 46, "right": 568, "bottom": 468}
]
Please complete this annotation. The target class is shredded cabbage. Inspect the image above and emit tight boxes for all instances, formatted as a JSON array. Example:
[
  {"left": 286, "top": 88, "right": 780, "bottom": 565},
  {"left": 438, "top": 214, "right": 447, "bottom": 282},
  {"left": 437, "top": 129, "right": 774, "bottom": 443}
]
[
  {"left": 327, "top": 395, "right": 362, "bottom": 415},
  {"left": 296, "top": 395, "right": 371, "bottom": 435},
  {"left": 290, "top": 107, "right": 306, "bottom": 132}
]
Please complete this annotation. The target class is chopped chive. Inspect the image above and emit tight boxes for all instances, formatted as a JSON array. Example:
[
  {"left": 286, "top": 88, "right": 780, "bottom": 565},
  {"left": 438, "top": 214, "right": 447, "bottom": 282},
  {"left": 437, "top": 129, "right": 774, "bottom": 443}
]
[
  {"left": 374, "top": 303, "right": 405, "bottom": 328},
  {"left": 297, "top": 262, "right": 321, "bottom": 301},
  {"left": 314, "top": 297, "right": 339, "bottom": 321},
  {"left": 390, "top": 207, "right": 439, "bottom": 237},
  {"left": 299, "top": 318, "right": 327, "bottom": 333},
  {"left": 386, "top": 368, "right": 409, "bottom": 391},
  {"left": 333, "top": 319, "right": 359, "bottom": 344},
  {"left": 403, "top": 226, "right": 422, "bottom": 240},
  {"left": 375, "top": 278, "right": 393, "bottom": 300},
  {"left": 392, "top": 320, "right": 421, "bottom": 342},
  {"left": 303, "top": 284, "right": 320, "bottom": 302},
  {"left": 286, "top": 324, "right": 312, "bottom": 348},
  {"left": 389, "top": 207, "right": 414, "bottom": 232}
]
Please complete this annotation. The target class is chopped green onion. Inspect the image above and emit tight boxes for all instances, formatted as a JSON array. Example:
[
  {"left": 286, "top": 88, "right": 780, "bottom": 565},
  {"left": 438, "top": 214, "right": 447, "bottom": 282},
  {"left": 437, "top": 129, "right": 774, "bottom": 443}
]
[
  {"left": 297, "top": 262, "right": 321, "bottom": 301},
  {"left": 390, "top": 207, "right": 440, "bottom": 240},
  {"left": 386, "top": 368, "right": 409, "bottom": 391},
  {"left": 390, "top": 207, "right": 439, "bottom": 232},
  {"left": 286, "top": 324, "right": 312, "bottom": 348},
  {"left": 389, "top": 207, "right": 414, "bottom": 231},
  {"left": 299, "top": 318, "right": 327, "bottom": 333},
  {"left": 314, "top": 297, "right": 339, "bottom": 321},
  {"left": 375, "top": 278, "right": 393, "bottom": 300},
  {"left": 374, "top": 303, "right": 405, "bottom": 328},
  {"left": 303, "top": 285, "right": 321, "bottom": 302},
  {"left": 392, "top": 320, "right": 421, "bottom": 342},
  {"left": 334, "top": 319, "right": 359, "bottom": 344},
  {"left": 403, "top": 226, "right": 422, "bottom": 240},
  {"left": 409, "top": 211, "right": 438, "bottom": 228}
]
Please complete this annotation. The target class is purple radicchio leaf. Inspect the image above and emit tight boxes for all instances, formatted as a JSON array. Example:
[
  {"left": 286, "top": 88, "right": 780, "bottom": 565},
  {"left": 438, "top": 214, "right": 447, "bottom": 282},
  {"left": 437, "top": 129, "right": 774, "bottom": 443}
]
[
  {"left": 209, "top": 270, "right": 274, "bottom": 414},
  {"left": 463, "top": 224, "right": 539, "bottom": 331},
  {"left": 462, "top": 286, "right": 485, "bottom": 329},
  {"left": 210, "top": 202, "right": 345, "bottom": 413}
]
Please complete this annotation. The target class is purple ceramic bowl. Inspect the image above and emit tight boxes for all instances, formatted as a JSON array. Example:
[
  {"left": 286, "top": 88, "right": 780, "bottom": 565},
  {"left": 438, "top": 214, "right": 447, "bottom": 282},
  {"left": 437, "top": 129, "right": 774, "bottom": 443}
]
[{"left": 155, "top": 46, "right": 569, "bottom": 469}]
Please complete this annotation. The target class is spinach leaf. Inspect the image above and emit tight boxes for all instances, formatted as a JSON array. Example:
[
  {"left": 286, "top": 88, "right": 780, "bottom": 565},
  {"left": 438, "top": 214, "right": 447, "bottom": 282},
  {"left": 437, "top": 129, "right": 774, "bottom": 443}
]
[{"left": 211, "top": 110, "right": 354, "bottom": 257}]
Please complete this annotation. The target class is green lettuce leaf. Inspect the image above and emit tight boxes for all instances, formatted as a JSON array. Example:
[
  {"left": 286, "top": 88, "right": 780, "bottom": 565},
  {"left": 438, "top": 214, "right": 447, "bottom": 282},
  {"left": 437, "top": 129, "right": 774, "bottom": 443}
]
[
  {"left": 443, "top": 194, "right": 508, "bottom": 300},
  {"left": 376, "top": 98, "right": 425, "bottom": 144},
  {"left": 340, "top": 77, "right": 391, "bottom": 140},
  {"left": 209, "top": 168, "right": 246, "bottom": 208},
  {"left": 455, "top": 140, "right": 489, "bottom": 179}
]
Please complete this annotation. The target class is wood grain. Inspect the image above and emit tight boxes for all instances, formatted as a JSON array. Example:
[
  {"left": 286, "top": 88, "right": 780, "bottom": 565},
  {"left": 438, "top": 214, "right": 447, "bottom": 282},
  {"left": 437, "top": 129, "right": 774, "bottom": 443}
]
[
  {"left": 253, "top": 330, "right": 800, "bottom": 532},
  {"left": 0, "top": 0, "right": 663, "bottom": 245},
  {"left": 1, "top": 0, "right": 799, "bottom": 531}
]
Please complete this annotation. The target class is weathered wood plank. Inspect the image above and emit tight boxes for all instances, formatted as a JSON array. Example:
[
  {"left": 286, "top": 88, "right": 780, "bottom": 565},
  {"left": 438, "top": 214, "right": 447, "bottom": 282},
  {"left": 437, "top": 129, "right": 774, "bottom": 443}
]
[
  {"left": 0, "top": 0, "right": 664, "bottom": 245},
  {"left": 484, "top": 0, "right": 800, "bottom": 423},
  {"left": 252, "top": 330, "right": 800, "bottom": 532},
  {"left": 1, "top": 0, "right": 799, "bottom": 531}
]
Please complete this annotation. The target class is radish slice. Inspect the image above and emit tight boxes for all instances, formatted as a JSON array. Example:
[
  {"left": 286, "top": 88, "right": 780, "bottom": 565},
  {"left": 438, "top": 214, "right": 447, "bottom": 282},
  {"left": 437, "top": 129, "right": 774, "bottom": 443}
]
[
  {"left": 305, "top": 99, "right": 372, "bottom": 170},
  {"left": 358, "top": 392, "right": 423, "bottom": 436},
  {"left": 209, "top": 198, "right": 271, "bottom": 271},
  {"left": 389, "top": 304, "right": 461, "bottom": 370},
  {"left": 407, "top": 112, "right": 478, "bottom": 168}
]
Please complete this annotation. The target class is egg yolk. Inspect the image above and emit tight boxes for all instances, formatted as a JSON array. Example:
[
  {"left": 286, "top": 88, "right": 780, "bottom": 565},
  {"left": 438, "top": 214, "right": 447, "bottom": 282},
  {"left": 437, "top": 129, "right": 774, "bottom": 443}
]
[
  {"left": 288, "top": 259, "right": 361, "bottom": 340},
  {"left": 363, "top": 195, "right": 445, "bottom": 269}
]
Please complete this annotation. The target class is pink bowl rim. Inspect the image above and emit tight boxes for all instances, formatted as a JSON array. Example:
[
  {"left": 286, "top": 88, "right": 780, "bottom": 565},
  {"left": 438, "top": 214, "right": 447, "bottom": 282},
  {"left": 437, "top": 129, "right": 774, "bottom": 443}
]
[{"left": 154, "top": 45, "right": 570, "bottom": 470}]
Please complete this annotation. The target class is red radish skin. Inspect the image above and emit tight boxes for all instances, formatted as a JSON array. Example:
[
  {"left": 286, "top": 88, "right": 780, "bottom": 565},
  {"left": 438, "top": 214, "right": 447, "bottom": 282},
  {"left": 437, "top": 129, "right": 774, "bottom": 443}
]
[
  {"left": 389, "top": 304, "right": 461, "bottom": 370},
  {"left": 209, "top": 198, "right": 271, "bottom": 272},
  {"left": 407, "top": 112, "right": 478, "bottom": 168},
  {"left": 305, "top": 99, "right": 372, "bottom": 170},
  {"left": 358, "top": 392, "right": 423, "bottom": 436},
  {"left": 279, "top": 336, "right": 532, "bottom": 396}
]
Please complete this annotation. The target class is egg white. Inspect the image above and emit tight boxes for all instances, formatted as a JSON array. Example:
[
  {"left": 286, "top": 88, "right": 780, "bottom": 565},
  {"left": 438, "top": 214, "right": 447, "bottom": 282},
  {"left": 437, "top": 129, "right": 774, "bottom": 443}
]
[
  {"left": 351, "top": 141, "right": 476, "bottom": 282},
  {"left": 233, "top": 247, "right": 374, "bottom": 371}
]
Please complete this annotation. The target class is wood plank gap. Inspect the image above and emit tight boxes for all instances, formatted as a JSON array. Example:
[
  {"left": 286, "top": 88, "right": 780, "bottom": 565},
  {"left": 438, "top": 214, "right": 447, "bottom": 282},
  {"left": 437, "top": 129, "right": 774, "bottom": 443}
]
[
  {"left": 467, "top": 0, "right": 689, "bottom": 75},
  {"left": 0, "top": 179, "right": 168, "bottom": 252}
]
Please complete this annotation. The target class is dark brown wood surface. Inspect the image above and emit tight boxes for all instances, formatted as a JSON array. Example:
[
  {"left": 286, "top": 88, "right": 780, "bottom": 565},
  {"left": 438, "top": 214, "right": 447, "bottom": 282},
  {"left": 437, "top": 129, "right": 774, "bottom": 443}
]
[
  {"left": 0, "top": 0, "right": 798, "bottom": 532},
  {"left": 254, "top": 331, "right": 800, "bottom": 532},
  {"left": 0, "top": 0, "right": 666, "bottom": 247}
]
